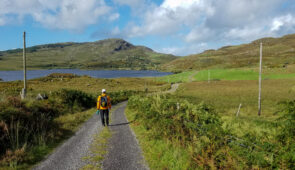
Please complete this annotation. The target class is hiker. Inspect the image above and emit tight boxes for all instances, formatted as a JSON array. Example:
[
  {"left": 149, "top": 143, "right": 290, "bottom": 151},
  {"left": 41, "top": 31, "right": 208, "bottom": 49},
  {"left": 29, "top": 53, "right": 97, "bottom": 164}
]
[{"left": 97, "top": 89, "right": 112, "bottom": 126}]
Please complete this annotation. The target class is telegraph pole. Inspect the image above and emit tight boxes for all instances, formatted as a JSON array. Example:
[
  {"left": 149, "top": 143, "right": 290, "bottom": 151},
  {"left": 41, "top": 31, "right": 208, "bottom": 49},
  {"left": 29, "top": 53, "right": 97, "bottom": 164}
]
[
  {"left": 21, "top": 31, "right": 27, "bottom": 99},
  {"left": 258, "top": 42, "right": 262, "bottom": 116}
]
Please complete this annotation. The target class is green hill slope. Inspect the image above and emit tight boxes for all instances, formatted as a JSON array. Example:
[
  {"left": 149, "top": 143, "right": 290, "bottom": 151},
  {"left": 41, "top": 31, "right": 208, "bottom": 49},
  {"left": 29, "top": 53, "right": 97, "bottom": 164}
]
[
  {"left": 0, "top": 39, "right": 177, "bottom": 70},
  {"left": 162, "top": 33, "right": 295, "bottom": 71}
]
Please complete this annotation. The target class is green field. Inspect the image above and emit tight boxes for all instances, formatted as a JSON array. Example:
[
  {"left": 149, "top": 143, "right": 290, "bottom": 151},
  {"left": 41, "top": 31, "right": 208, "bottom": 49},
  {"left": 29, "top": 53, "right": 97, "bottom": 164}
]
[
  {"left": 156, "top": 71, "right": 197, "bottom": 83},
  {"left": 194, "top": 69, "right": 295, "bottom": 81}
]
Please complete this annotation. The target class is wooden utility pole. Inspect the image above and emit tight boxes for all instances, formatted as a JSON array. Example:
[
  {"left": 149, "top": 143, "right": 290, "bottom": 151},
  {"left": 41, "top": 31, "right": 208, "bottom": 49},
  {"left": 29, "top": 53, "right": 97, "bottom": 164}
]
[
  {"left": 258, "top": 42, "right": 262, "bottom": 116},
  {"left": 21, "top": 31, "right": 27, "bottom": 100}
]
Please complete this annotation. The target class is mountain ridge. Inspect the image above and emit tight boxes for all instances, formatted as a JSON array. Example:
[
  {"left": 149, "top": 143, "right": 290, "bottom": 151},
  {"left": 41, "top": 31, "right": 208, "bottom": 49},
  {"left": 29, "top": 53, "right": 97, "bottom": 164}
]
[
  {"left": 161, "top": 33, "right": 295, "bottom": 71},
  {"left": 0, "top": 38, "right": 177, "bottom": 70}
]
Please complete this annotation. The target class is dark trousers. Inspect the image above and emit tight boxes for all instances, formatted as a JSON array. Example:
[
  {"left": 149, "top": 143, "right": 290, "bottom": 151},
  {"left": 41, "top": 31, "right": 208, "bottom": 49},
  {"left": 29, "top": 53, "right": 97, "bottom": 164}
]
[{"left": 100, "top": 109, "right": 109, "bottom": 126}]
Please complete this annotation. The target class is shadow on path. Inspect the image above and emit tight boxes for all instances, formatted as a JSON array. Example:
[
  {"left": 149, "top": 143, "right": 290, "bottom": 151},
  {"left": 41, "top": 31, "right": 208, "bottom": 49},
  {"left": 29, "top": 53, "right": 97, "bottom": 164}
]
[
  {"left": 103, "top": 104, "right": 149, "bottom": 170},
  {"left": 109, "top": 121, "right": 134, "bottom": 127}
]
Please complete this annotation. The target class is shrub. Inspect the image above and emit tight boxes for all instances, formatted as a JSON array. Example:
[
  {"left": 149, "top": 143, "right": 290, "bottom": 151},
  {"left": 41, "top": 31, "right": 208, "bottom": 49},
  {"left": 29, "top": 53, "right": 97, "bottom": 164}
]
[
  {"left": 0, "top": 97, "right": 61, "bottom": 166},
  {"left": 127, "top": 94, "right": 231, "bottom": 168},
  {"left": 127, "top": 95, "right": 295, "bottom": 168},
  {"left": 0, "top": 89, "right": 96, "bottom": 166},
  {"left": 53, "top": 89, "right": 95, "bottom": 113},
  {"left": 275, "top": 100, "right": 295, "bottom": 168}
]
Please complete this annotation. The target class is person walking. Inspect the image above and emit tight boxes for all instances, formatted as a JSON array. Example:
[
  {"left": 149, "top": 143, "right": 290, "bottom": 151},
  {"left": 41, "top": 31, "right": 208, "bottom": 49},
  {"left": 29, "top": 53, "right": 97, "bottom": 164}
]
[{"left": 97, "top": 89, "right": 112, "bottom": 126}]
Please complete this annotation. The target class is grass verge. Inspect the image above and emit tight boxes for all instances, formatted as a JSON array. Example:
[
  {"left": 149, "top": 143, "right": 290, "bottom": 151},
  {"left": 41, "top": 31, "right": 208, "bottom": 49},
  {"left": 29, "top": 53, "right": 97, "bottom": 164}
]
[
  {"left": 81, "top": 127, "right": 111, "bottom": 170},
  {"left": 0, "top": 108, "right": 96, "bottom": 170},
  {"left": 125, "top": 107, "right": 191, "bottom": 169},
  {"left": 156, "top": 71, "right": 196, "bottom": 83}
]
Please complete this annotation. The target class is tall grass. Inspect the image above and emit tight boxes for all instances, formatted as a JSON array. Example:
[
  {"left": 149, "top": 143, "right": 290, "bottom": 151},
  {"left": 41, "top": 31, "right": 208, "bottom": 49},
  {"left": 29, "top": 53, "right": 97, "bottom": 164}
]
[
  {"left": 127, "top": 94, "right": 232, "bottom": 169},
  {"left": 177, "top": 79, "right": 295, "bottom": 116},
  {"left": 0, "top": 97, "right": 61, "bottom": 167},
  {"left": 126, "top": 94, "right": 295, "bottom": 169}
]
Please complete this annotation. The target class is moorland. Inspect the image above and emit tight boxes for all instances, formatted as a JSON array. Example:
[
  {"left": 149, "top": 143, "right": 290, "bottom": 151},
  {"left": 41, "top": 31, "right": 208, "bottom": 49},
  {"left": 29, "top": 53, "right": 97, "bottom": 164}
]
[{"left": 1, "top": 33, "right": 295, "bottom": 169}]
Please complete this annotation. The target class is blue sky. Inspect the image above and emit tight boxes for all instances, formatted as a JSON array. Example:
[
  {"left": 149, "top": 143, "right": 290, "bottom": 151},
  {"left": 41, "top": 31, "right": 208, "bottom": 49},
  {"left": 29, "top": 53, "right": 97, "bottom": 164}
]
[{"left": 0, "top": 0, "right": 295, "bottom": 56}]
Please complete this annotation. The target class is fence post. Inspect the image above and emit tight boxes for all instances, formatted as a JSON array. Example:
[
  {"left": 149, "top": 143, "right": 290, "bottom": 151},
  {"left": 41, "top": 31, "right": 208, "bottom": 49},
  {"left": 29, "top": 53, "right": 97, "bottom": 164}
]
[{"left": 236, "top": 103, "right": 242, "bottom": 117}]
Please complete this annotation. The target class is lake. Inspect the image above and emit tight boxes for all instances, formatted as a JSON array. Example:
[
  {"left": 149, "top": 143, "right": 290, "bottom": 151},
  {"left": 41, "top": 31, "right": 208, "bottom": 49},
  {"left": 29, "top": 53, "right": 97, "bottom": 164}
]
[{"left": 0, "top": 69, "right": 172, "bottom": 82}]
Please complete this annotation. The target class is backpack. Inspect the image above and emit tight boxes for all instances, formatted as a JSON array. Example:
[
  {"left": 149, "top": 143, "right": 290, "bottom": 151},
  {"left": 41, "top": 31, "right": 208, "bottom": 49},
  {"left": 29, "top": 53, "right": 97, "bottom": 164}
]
[{"left": 100, "top": 96, "right": 108, "bottom": 107}]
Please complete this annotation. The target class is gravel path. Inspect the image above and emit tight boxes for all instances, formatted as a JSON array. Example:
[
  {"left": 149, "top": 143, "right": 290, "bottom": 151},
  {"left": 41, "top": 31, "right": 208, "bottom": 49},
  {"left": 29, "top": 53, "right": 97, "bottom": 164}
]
[
  {"left": 102, "top": 102, "right": 149, "bottom": 170},
  {"left": 33, "top": 102, "right": 148, "bottom": 170},
  {"left": 33, "top": 111, "right": 103, "bottom": 170},
  {"left": 162, "top": 83, "right": 179, "bottom": 94},
  {"left": 188, "top": 71, "right": 199, "bottom": 82}
]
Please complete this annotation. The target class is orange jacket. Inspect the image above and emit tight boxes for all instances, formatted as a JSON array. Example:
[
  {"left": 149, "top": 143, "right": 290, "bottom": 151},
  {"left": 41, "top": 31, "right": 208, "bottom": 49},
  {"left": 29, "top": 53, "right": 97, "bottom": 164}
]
[{"left": 97, "top": 93, "right": 111, "bottom": 110}]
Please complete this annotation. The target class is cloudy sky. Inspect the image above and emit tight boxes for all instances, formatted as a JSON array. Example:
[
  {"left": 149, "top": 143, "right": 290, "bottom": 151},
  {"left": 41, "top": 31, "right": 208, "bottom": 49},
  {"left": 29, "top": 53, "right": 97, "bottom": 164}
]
[{"left": 0, "top": 0, "right": 295, "bottom": 56}]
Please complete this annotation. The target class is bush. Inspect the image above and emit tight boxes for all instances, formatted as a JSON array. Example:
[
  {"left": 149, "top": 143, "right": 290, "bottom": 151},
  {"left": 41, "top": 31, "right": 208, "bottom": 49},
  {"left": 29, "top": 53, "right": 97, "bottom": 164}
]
[
  {"left": 0, "top": 89, "right": 96, "bottom": 166},
  {"left": 107, "top": 90, "right": 144, "bottom": 105},
  {"left": 0, "top": 97, "right": 60, "bottom": 166},
  {"left": 275, "top": 100, "right": 295, "bottom": 168},
  {"left": 53, "top": 89, "right": 96, "bottom": 113},
  {"left": 127, "top": 94, "right": 231, "bottom": 168},
  {"left": 127, "top": 95, "right": 295, "bottom": 168}
]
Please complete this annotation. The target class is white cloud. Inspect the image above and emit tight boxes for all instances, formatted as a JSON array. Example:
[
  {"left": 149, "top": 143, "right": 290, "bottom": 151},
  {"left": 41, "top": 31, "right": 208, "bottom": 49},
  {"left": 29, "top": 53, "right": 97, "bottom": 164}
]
[
  {"left": 113, "top": 0, "right": 145, "bottom": 8},
  {"left": 205, "top": 0, "right": 283, "bottom": 28},
  {"left": 110, "top": 0, "right": 295, "bottom": 55},
  {"left": 111, "top": 26, "right": 120, "bottom": 35},
  {"left": 109, "top": 13, "right": 120, "bottom": 21},
  {"left": 122, "top": 0, "right": 214, "bottom": 38},
  {"left": 185, "top": 26, "right": 214, "bottom": 42},
  {"left": 271, "top": 14, "right": 295, "bottom": 32},
  {"left": 0, "top": 0, "right": 113, "bottom": 31},
  {"left": 162, "top": 0, "right": 200, "bottom": 9},
  {"left": 157, "top": 43, "right": 208, "bottom": 56},
  {"left": 225, "top": 27, "right": 266, "bottom": 41},
  {"left": 0, "top": 17, "right": 6, "bottom": 26}
]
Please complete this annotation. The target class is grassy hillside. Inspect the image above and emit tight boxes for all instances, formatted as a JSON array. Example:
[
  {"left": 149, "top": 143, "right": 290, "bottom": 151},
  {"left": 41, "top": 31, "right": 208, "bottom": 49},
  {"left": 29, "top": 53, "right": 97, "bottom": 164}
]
[
  {"left": 0, "top": 39, "right": 177, "bottom": 70},
  {"left": 162, "top": 33, "right": 295, "bottom": 71}
]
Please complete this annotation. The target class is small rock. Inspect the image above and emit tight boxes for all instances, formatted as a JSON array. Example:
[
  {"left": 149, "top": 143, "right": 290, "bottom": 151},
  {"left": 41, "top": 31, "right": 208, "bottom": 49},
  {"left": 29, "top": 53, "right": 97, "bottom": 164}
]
[
  {"left": 36, "top": 94, "right": 44, "bottom": 100},
  {"left": 36, "top": 93, "right": 48, "bottom": 100}
]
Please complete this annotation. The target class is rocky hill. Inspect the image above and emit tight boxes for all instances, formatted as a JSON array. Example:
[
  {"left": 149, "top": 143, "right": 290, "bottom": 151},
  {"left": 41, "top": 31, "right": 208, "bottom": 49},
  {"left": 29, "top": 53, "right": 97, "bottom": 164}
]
[{"left": 0, "top": 39, "right": 177, "bottom": 70}]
